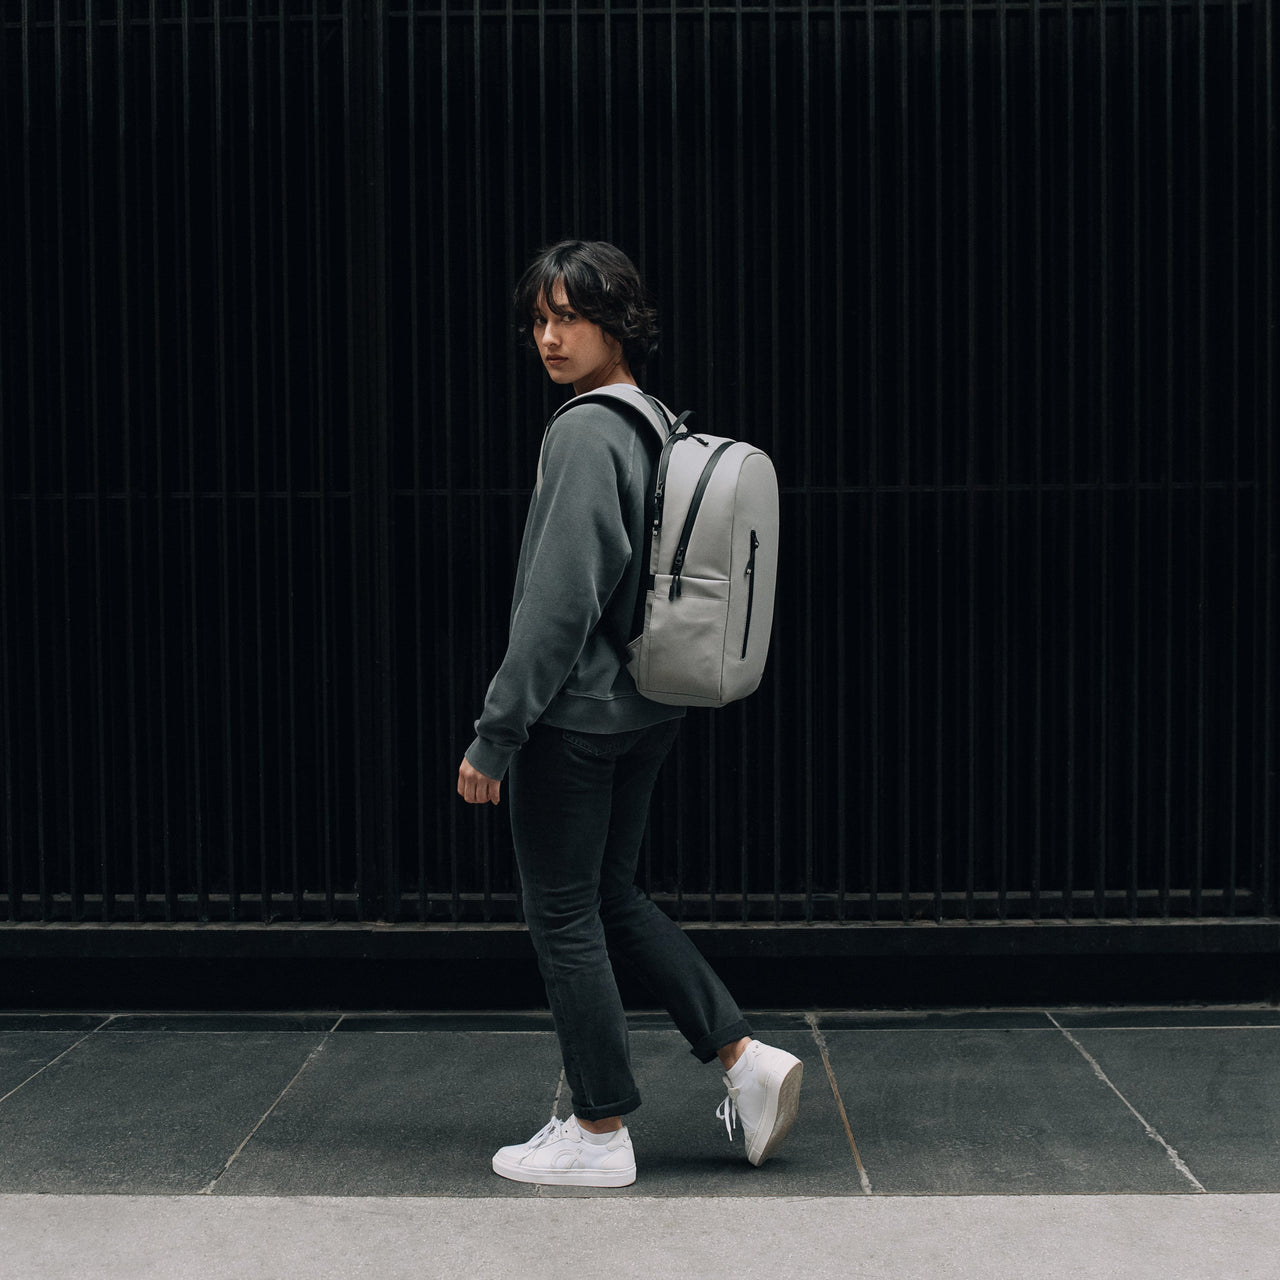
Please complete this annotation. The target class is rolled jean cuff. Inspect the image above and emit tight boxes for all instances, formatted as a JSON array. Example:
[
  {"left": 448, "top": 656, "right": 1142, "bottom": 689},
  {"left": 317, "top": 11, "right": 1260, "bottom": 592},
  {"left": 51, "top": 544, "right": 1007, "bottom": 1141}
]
[
  {"left": 689, "top": 1019, "right": 755, "bottom": 1065},
  {"left": 574, "top": 1089, "right": 642, "bottom": 1123}
]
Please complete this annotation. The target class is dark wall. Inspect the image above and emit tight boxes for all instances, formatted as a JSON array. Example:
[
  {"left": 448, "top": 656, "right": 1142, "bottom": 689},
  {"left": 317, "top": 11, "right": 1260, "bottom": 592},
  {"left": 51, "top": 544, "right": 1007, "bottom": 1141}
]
[{"left": 1, "top": 0, "right": 1276, "bottom": 930}]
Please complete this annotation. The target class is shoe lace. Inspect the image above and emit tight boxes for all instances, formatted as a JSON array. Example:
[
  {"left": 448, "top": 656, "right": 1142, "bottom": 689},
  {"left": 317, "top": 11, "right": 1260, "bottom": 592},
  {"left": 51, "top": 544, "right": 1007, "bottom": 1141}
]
[
  {"left": 716, "top": 1080, "right": 740, "bottom": 1142},
  {"left": 526, "top": 1115, "right": 568, "bottom": 1149}
]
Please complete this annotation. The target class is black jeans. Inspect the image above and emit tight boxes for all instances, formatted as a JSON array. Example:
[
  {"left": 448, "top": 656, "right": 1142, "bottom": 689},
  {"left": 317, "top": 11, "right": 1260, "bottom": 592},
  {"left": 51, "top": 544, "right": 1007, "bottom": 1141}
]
[{"left": 508, "top": 719, "right": 753, "bottom": 1121}]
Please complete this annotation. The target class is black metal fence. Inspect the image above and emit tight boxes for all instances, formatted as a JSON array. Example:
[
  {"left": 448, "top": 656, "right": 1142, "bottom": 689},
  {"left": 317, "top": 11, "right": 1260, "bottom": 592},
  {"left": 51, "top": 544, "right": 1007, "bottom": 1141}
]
[{"left": 1, "top": 0, "right": 1276, "bottom": 936}]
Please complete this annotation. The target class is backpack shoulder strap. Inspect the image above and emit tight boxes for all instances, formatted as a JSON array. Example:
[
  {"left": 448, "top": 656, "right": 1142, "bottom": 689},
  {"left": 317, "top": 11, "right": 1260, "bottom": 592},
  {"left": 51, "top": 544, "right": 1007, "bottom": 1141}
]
[
  {"left": 536, "top": 386, "right": 679, "bottom": 492},
  {"left": 555, "top": 385, "right": 673, "bottom": 447},
  {"left": 534, "top": 387, "right": 691, "bottom": 664}
]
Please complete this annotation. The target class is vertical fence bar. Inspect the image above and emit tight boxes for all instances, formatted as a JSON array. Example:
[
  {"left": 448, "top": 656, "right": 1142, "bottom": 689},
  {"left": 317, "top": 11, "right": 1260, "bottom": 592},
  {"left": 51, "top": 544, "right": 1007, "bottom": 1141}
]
[
  {"left": 1225, "top": 0, "right": 1239, "bottom": 916},
  {"left": 409, "top": 1, "right": 425, "bottom": 920},
  {"left": 310, "top": 0, "right": 334, "bottom": 920},
  {"left": 213, "top": 0, "right": 238, "bottom": 921},
  {"left": 866, "top": 0, "right": 880, "bottom": 924},
  {"left": 1095, "top": 0, "right": 1110, "bottom": 920},
  {"left": 996, "top": 0, "right": 1010, "bottom": 922},
  {"left": 801, "top": 0, "right": 814, "bottom": 925},
  {"left": 604, "top": 0, "right": 615, "bottom": 247},
  {"left": 1264, "top": 0, "right": 1277, "bottom": 916},
  {"left": 499, "top": 0, "right": 519, "bottom": 923},
  {"left": 439, "top": 0, "right": 460, "bottom": 923},
  {"left": 1030, "top": 0, "right": 1044, "bottom": 921},
  {"left": 0, "top": 2, "right": 12, "bottom": 921},
  {"left": 964, "top": 0, "right": 977, "bottom": 923},
  {"left": 83, "top": 0, "right": 111, "bottom": 922},
  {"left": 1182, "top": 0, "right": 1203, "bottom": 921},
  {"left": 936, "top": 0, "right": 950, "bottom": 921},
  {"left": 347, "top": 0, "right": 392, "bottom": 921},
  {"left": 149, "top": 0, "right": 175, "bottom": 923},
  {"left": 833, "top": 0, "right": 847, "bottom": 921},
  {"left": 279, "top": 0, "right": 301, "bottom": 920},
  {"left": 20, "top": 0, "right": 51, "bottom": 921},
  {"left": 343, "top": 0, "right": 359, "bottom": 919},
  {"left": 116, "top": 0, "right": 140, "bottom": 920},
  {"left": 179, "top": 0, "right": 208, "bottom": 921},
  {"left": 245, "top": 0, "right": 269, "bottom": 924},
  {"left": 471, "top": 0, "right": 490, "bottom": 925},
  {"left": 1128, "top": 0, "right": 1142, "bottom": 920},
  {"left": 56, "top": 0, "right": 84, "bottom": 921},
  {"left": 1160, "top": 0, "right": 1174, "bottom": 918},
  {"left": 898, "top": 0, "right": 912, "bottom": 923},
  {"left": 1063, "top": 0, "right": 1077, "bottom": 922},
  {"left": 936, "top": 0, "right": 947, "bottom": 926}
]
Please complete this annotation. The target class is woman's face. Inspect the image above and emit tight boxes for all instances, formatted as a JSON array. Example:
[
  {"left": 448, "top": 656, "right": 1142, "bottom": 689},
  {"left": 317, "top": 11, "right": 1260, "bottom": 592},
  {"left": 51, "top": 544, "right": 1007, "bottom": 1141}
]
[{"left": 531, "top": 281, "right": 629, "bottom": 394}]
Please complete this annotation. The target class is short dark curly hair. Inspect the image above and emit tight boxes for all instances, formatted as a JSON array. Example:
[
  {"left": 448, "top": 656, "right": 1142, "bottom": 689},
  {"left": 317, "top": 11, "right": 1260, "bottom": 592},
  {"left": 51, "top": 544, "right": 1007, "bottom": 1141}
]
[{"left": 514, "top": 240, "right": 660, "bottom": 370}]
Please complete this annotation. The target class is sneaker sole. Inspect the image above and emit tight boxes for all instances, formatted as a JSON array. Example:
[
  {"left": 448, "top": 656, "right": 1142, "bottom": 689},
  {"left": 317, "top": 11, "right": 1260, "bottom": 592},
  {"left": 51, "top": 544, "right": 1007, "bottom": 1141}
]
[
  {"left": 491, "top": 1154, "right": 636, "bottom": 1188},
  {"left": 747, "top": 1059, "right": 803, "bottom": 1167}
]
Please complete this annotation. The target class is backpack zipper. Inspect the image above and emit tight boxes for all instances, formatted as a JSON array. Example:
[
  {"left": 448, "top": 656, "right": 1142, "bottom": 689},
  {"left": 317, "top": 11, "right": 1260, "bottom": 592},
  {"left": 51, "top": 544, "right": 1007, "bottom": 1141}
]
[{"left": 741, "top": 530, "right": 759, "bottom": 659}]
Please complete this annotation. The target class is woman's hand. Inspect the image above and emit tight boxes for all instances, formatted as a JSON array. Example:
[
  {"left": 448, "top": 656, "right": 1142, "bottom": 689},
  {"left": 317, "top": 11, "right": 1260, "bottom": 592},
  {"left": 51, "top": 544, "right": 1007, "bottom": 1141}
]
[{"left": 457, "top": 757, "right": 502, "bottom": 805}]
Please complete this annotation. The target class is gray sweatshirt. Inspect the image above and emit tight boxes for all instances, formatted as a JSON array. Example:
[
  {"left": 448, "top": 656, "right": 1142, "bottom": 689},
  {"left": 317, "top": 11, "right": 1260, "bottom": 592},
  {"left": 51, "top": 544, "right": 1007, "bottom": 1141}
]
[{"left": 464, "top": 391, "right": 683, "bottom": 780}]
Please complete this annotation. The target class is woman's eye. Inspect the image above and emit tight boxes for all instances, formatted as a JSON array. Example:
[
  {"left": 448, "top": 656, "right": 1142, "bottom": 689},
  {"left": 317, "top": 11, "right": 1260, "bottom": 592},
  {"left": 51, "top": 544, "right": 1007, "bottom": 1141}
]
[
  {"left": 532, "top": 315, "right": 546, "bottom": 328},
  {"left": 560, "top": 312, "right": 577, "bottom": 324}
]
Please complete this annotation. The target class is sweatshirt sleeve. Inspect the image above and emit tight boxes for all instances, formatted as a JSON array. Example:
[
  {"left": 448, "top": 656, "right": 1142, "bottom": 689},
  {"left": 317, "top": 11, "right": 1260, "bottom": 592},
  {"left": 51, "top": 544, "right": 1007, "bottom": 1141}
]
[{"left": 463, "top": 408, "right": 635, "bottom": 779}]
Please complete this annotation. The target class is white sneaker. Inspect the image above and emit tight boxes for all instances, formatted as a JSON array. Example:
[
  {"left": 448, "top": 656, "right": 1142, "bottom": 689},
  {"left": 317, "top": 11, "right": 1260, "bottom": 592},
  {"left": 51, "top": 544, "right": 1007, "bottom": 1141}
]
[
  {"left": 491, "top": 1115, "right": 637, "bottom": 1187},
  {"left": 716, "top": 1039, "right": 803, "bottom": 1167}
]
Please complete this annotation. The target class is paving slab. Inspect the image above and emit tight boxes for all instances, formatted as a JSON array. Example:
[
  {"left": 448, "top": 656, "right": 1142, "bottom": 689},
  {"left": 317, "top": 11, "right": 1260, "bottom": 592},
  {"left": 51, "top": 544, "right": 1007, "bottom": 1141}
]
[
  {"left": 823, "top": 1028, "right": 1196, "bottom": 1195},
  {"left": 0, "top": 1032, "right": 94, "bottom": 1099},
  {"left": 1062, "top": 1028, "right": 1280, "bottom": 1193},
  {"left": 213, "top": 1029, "right": 564, "bottom": 1197},
  {"left": 0, "top": 1030, "right": 325, "bottom": 1194}
]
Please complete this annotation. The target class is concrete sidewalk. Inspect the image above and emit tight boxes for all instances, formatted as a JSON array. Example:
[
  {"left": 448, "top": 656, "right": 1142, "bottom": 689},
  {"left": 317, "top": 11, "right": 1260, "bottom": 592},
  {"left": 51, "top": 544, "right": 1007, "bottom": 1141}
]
[
  {"left": 4, "top": 1192, "right": 1280, "bottom": 1280},
  {"left": 1, "top": 1005, "right": 1277, "bottom": 1277}
]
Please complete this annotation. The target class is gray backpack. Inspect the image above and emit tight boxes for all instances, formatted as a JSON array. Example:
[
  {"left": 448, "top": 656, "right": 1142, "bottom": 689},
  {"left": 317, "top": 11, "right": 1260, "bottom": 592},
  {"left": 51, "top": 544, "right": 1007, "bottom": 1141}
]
[{"left": 544, "top": 385, "right": 779, "bottom": 708}]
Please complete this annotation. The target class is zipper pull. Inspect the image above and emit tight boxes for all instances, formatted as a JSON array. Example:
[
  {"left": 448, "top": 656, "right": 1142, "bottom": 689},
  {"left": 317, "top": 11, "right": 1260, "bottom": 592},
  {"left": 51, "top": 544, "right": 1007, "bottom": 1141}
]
[
  {"left": 745, "top": 530, "right": 759, "bottom": 576},
  {"left": 669, "top": 548, "right": 686, "bottom": 599}
]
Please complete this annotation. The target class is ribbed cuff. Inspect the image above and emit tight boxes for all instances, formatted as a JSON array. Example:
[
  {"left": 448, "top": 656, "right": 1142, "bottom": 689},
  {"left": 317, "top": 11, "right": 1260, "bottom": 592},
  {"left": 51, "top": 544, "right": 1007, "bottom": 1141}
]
[{"left": 463, "top": 735, "right": 514, "bottom": 782}]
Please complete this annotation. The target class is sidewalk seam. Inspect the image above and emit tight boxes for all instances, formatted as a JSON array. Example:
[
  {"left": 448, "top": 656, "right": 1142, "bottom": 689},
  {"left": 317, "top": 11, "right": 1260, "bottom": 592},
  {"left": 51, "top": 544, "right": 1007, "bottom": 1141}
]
[
  {"left": 197, "top": 1013, "right": 345, "bottom": 1196},
  {"left": 0, "top": 1014, "right": 117, "bottom": 1108},
  {"left": 1046, "top": 1012, "right": 1207, "bottom": 1194},
  {"left": 805, "top": 1012, "right": 872, "bottom": 1195}
]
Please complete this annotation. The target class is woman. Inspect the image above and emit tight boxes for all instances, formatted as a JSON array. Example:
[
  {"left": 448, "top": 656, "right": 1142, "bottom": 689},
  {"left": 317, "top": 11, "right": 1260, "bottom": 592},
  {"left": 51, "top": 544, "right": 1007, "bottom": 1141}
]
[{"left": 457, "top": 240, "right": 802, "bottom": 1188}]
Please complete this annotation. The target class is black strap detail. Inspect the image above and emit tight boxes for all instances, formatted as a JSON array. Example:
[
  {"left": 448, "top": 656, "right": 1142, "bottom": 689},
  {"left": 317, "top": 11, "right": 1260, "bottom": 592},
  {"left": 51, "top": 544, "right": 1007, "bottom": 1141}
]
[
  {"left": 668, "top": 441, "right": 734, "bottom": 598},
  {"left": 547, "top": 390, "right": 683, "bottom": 662}
]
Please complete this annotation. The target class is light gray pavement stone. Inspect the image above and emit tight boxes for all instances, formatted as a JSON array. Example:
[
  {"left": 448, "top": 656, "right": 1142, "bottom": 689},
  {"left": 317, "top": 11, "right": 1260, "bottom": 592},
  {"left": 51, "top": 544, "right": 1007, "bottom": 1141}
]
[{"left": 2, "top": 1193, "right": 1278, "bottom": 1280}]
